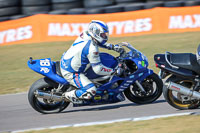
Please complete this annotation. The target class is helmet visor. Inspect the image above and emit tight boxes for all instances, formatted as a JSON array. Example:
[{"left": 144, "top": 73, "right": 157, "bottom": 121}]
[{"left": 100, "top": 32, "right": 109, "bottom": 40}]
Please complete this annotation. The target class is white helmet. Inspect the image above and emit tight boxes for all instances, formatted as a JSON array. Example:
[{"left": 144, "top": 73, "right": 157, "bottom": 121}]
[{"left": 88, "top": 20, "right": 109, "bottom": 47}]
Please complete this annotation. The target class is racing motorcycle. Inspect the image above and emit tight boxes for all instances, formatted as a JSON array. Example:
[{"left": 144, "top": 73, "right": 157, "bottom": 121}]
[
  {"left": 154, "top": 45, "right": 200, "bottom": 110},
  {"left": 28, "top": 42, "right": 163, "bottom": 114}
]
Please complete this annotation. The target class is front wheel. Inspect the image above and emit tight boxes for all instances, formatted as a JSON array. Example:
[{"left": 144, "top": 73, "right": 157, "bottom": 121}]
[
  {"left": 124, "top": 73, "right": 163, "bottom": 104},
  {"left": 28, "top": 77, "right": 70, "bottom": 114}
]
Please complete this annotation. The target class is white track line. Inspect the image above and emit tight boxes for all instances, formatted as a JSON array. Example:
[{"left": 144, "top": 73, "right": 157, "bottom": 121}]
[
  {"left": 73, "top": 118, "right": 132, "bottom": 127},
  {"left": 11, "top": 112, "right": 193, "bottom": 133},
  {"left": 132, "top": 112, "right": 192, "bottom": 121}
]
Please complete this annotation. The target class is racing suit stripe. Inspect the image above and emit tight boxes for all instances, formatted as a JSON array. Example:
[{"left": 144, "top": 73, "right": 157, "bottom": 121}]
[
  {"left": 78, "top": 40, "right": 91, "bottom": 72},
  {"left": 72, "top": 41, "right": 84, "bottom": 46},
  {"left": 73, "top": 73, "right": 83, "bottom": 88}
]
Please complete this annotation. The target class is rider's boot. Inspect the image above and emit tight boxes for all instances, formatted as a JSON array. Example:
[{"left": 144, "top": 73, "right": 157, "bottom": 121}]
[
  {"left": 78, "top": 87, "right": 97, "bottom": 99},
  {"left": 64, "top": 87, "right": 97, "bottom": 104},
  {"left": 64, "top": 90, "right": 83, "bottom": 104}
]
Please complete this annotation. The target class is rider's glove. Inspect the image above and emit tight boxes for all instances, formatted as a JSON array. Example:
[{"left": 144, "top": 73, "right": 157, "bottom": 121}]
[
  {"left": 116, "top": 64, "right": 124, "bottom": 76},
  {"left": 104, "top": 43, "right": 113, "bottom": 50},
  {"left": 113, "top": 44, "right": 125, "bottom": 54},
  {"left": 113, "top": 63, "right": 123, "bottom": 76}
]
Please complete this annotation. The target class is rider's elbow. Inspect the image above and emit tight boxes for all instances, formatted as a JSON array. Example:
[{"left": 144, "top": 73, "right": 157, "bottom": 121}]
[{"left": 92, "top": 65, "right": 102, "bottom": 74}]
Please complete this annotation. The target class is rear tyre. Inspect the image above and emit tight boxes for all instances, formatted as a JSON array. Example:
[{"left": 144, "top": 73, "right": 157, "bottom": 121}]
[
  {"left": 21, "top": 0, "right": 51, "bottom": 6},
  {"left": 67, "top": 8, "right": 85, "bottom": 14},
  {"left": 124, "top": 3, "right": 144, "bottom": 12},
  {"left": 85, "top": 8, "right": 104, "bottom": 14},
  {"left": 9, "top": 14, "right": 28, "bottom": 20},
  {"left": 48, "top": 10, "right": 68, "bottom": 15},
  {"left": 115, "top": 0, "right": 141, "bottom": 4},
  {"left": 22, "top": 6, "right": 50, "bottom": 15},
  {"left": 164, "top": 1, "right": 184, "bottom": 7},
  {"left": 0, "top": 0, "right": 20, "bottom": 8},
  {"left": 28, "top": 77, "right": 70, "bottom": 114},
  {"left": 0, "top": 16, "right": 10, "bottom": 22},
  {"left": 144, "top": 2, "right": 164, "bottom": 9},
  {"left": 51, "top": 2, "right": 82, "bottom": 10},
  {"left": 163, "top": 75, "right": 200, "bottom": 110},
  {"left": 124, "top": 73, "right": 163, "bottom": 104},
  {"left": 103, "top": 5, "right": 124, "bottom": 13},
  {"left": 184, "top": 1, "right": 200, "bottom": 6},
  {"left": 83, "top": 0, "right": 114, "bottom": 8},
  {"left": 0, "top": 7, "right": 20, "bottom": 17}
]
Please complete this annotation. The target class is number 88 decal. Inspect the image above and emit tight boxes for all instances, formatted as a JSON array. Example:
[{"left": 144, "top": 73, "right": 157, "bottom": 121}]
[{"left": 40, "top": 59, "right": 50, "bottom": 66}]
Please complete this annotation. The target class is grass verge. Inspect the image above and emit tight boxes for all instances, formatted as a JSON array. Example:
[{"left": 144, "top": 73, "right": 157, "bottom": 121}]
[
  {"left": 0, "top": 31, "right": 200, "bottom": 94},
  {"left": 24, "top": 115, "right": 200, "bottom": 133}
]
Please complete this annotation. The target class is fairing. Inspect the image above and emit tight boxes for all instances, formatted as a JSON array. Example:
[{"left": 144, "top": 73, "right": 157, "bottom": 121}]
[
  {"left": 85, "top": 53, "right": 118, "bottom": 79},
  {"left": 27, "top": 58, "right": 68, "bottom": 84}
]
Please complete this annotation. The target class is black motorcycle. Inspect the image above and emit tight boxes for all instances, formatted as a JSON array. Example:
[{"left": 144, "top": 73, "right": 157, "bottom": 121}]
[{"left": 154, "top": 45, "right": 200, "bottom": 110}]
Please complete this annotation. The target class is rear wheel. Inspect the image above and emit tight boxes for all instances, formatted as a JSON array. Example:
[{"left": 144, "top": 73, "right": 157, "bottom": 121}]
[
  {"left": 28, "top": 77, "right": 70, "bottom": 114},
  {"left": 163, "top": 75, "right": 200, "bottom": 110},
  {"left": 124, "top": 73, "right": 163, "bottom": 104}
]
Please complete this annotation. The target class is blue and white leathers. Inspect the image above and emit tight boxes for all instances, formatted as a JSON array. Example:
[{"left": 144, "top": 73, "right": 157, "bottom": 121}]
[{"left": 60, "top": 31, "right": 114, "bottom": 99}]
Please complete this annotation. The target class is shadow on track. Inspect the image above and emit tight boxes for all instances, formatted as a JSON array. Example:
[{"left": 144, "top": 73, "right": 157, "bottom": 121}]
[{"left": 61, "top": 99, "right": 166, "bottom": 113}]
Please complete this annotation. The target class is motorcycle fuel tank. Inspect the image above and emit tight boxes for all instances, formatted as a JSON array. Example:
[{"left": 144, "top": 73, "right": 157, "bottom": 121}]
[{"left": 84, "top": 53, "right": 118, "bottom": 79}]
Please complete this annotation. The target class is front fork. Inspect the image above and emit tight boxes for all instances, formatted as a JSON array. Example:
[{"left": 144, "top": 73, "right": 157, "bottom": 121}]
[
  {"left": 135, "top": 80, "right": 146, "bottom": 93},
  {"left": 134, "top": 69, "right": 154, "bottom": 94}
]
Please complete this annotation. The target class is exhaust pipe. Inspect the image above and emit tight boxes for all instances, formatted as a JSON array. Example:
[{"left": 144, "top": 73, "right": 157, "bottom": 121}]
[
  {"left": 34, "top": 90, "right": 63, "bottom": 102},
  {"left": 165, "top": 82, "right": 200, "bottom": 99}
]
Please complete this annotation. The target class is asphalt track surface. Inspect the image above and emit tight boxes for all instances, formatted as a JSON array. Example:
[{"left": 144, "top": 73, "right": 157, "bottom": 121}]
[{"left": 0, "top": 93, "right": 200, "bottom": 133}]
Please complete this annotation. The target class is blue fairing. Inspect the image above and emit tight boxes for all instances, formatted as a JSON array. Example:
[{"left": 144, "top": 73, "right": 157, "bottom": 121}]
[
  {"left": 84, "top": 53, "right": 118, "bottom": 79},
  {"left": 126, "top": 50, "right": 149, "bottom": 73},
  {"left": 27, "top": 58, "right": 68, "bottom": 85}
]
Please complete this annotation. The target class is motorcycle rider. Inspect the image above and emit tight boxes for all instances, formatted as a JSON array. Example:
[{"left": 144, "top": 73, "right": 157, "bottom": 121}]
[{"left": 60, "top": 20, "right": 124, "bottom": 103}]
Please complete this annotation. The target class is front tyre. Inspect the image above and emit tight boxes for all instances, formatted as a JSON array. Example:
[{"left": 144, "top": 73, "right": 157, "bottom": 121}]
[
  {"left": 124, "top": 73, "right": 163, "bottom": 104},
  {"left": 28, "top": 78, "right": 70, "bottom": 114}
]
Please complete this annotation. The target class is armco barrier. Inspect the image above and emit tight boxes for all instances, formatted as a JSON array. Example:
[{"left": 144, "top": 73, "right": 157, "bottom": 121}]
[{"left": 0, "top": 6, "right": 200, "bottom": 46}]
